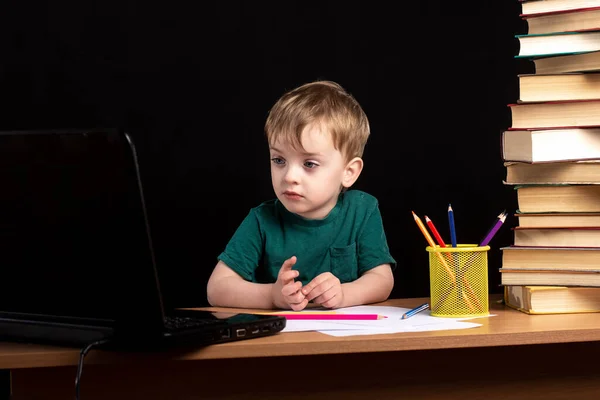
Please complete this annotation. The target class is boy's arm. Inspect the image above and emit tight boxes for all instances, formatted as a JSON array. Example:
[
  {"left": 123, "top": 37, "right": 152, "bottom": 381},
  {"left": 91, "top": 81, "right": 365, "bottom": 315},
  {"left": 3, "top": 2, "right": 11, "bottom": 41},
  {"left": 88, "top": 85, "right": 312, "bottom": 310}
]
[
  {"left": 207, "top": 261, "right": 275, "bottom": 309},
  {"left": 302, "top": 264, "right": 394, "bottom": 309},
  {"left": 339, "top": 264, "right": 394, "bottom": 307},
  {"left": 207, "top": 259, "right": 309, "bottom": 310}
]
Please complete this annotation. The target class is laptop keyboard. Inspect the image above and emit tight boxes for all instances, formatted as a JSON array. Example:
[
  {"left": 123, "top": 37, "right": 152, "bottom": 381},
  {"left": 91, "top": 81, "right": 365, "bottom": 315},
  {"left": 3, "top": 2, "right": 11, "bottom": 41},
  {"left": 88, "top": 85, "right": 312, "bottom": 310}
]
[{"left": 164, "top": 316, "right": 221, "bottom": 332}]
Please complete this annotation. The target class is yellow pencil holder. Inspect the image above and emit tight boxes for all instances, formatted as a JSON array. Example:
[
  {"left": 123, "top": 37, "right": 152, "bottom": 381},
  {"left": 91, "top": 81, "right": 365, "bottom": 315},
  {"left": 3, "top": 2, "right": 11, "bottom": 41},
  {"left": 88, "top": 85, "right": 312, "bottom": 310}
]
[{"left": 426, "top": 244, "right": 490, "bottom": 318}]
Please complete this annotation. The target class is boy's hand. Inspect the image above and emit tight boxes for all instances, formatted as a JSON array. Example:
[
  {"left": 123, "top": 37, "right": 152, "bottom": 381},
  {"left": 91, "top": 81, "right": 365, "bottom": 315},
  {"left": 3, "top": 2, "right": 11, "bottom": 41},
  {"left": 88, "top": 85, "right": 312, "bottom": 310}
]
[
  {"left": 272, "top": 256, "right": 308, "bottom": 310},
  {"left": 301, "top": 272, "right": 344, "bottom": 309}
]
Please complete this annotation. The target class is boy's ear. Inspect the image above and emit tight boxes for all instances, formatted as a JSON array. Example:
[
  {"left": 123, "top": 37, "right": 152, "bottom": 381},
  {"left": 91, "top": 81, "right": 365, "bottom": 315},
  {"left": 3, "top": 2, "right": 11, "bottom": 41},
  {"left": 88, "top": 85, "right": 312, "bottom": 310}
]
[{"left": 342, "top": 157, "right": 364, "bottom": 188}]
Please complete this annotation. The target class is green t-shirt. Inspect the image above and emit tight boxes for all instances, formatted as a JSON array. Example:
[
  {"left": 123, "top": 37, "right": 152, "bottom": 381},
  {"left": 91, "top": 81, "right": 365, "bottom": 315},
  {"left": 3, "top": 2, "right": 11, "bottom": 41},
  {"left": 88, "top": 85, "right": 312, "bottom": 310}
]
[{"left": 217, "top": 190, "right": 396, "bottom": 285}]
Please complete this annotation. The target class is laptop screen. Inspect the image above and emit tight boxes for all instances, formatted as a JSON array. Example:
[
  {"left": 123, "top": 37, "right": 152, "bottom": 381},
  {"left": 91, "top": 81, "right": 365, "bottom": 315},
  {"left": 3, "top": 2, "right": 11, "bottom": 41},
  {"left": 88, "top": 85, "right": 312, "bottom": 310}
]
[{"left": 0, "top": 130, "right": 164, "bottom": 329}]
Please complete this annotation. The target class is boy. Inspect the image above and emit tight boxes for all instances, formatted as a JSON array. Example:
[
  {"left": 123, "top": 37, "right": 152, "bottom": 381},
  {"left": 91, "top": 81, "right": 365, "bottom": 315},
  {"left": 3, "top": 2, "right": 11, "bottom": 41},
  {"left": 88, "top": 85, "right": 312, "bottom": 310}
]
[{"left": 207, "top": 80, "right": 395, "bottom": 310}]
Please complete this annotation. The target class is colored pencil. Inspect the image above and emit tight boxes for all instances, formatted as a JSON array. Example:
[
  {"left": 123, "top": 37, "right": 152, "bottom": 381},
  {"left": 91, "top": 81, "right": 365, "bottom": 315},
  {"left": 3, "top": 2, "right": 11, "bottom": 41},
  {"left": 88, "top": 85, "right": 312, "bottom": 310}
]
[
  {"left": 480, "top": 212, "right": 507, "bottom": 246},
  {"left": 456, "top": 210, "right": 508, "bottom": 313},
  {"left": 255, "top": 311, "right": 337, "bottom": 315},
  {"left": 478, "top": 210, "right": 506, "bottom": 245},
  {"left": 424, "top": 215, "right": 446, "bottom": 247},
  {"left": 271, "top": 313, "right": 386, "bottom": 320},
  {"left": 401, "top": 303, "right": 429, "bottom": 320},
  {"left": 412, "top": 211, "right": 436, "bottom": 246},
  {"left": 448, "top": 204, "right": 457, "bottom": 247},
  {"left": 444, "top": 204, "right": 476, "bottom": 308},
  {"left": 412, "top": 211, "right": 456, "bottom": 283}
]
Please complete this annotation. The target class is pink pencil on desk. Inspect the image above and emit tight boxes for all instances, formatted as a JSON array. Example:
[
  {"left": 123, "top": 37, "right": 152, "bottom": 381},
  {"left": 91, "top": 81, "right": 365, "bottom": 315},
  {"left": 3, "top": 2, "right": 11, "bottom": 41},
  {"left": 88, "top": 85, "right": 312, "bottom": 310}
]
[{"left": 272, "top": 314, "right": 387, "bottom": 320}]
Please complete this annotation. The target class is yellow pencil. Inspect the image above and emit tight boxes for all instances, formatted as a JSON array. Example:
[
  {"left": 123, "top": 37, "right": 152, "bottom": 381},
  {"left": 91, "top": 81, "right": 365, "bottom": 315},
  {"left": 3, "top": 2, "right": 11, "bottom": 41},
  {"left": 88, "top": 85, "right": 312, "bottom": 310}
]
[{"left": 412, "top": 211, "right": 456, "bottom": 284}]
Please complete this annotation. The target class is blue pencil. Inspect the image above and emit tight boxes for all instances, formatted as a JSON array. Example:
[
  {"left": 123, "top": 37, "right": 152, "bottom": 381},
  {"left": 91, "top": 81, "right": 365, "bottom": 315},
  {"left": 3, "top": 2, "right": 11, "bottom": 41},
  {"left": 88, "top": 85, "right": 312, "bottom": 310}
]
[
  {"left": 448, "top": 204, "right": 457, "bottom": 248},
  {"left": 401, "top": 303, "right": 430, "bottom": 320}
]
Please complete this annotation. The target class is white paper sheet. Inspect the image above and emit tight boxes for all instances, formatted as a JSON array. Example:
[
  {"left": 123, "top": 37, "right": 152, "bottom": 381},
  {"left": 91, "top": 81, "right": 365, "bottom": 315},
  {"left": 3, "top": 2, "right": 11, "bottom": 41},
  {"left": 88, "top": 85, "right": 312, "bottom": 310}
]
[
  {"left": 321, "top": 320, "right": 482, "bottom": 337},
  {"left": 283, "top": 320, "right": 380, "bottom": 332},
  {"left": 280, "top": 305, "right": 491, "bottom": 335}
]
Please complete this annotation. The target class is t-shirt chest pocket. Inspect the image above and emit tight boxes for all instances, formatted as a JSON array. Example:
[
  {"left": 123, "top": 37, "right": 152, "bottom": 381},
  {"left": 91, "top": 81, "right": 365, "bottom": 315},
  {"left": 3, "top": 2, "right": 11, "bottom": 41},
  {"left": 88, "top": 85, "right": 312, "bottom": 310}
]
[{"left": 329, "top": 243, "right": 358, "bottom": 283}]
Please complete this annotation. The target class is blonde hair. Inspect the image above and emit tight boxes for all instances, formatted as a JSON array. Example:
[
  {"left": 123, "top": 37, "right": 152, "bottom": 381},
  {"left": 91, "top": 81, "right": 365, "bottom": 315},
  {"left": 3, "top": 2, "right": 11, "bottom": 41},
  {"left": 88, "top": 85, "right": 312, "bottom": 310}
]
[{"left": 265, "top": 80, "right": 370, "bottom": 162}]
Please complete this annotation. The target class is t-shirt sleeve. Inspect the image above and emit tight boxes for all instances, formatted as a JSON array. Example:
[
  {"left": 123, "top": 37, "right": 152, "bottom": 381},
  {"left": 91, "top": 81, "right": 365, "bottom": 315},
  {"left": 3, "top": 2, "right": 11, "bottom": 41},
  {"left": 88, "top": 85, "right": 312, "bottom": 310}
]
[
  {"left": 217, "top": 210, "right": 263, "bottom": 282},
  {"left": 357, "top": 202, "right": 396, "bottom": 275}
]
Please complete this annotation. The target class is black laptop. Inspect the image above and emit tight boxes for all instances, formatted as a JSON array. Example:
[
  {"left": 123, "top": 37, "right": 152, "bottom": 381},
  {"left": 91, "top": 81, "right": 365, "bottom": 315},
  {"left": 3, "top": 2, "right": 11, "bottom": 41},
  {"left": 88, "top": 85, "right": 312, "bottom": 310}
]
[{"left": 0, "top": 129, "right": 285, "bottom": 349}]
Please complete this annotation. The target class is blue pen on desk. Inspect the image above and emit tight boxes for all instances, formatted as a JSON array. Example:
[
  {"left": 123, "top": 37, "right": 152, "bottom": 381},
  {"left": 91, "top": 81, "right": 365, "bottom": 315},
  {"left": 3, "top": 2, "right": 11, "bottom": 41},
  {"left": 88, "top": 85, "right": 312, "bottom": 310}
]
[{"left": 401, "top": 303, "right": 430, "bottom": 320}]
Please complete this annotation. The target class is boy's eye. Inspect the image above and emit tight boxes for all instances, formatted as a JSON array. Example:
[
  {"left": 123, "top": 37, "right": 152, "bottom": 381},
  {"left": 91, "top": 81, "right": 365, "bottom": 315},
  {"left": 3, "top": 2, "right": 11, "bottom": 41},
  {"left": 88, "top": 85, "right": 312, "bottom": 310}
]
[
  {"left": 304, "top": 161, "right": 318, "bottom": 169},
  {"left": 271, "top": 157, "right": 285, "bottom": 165}
]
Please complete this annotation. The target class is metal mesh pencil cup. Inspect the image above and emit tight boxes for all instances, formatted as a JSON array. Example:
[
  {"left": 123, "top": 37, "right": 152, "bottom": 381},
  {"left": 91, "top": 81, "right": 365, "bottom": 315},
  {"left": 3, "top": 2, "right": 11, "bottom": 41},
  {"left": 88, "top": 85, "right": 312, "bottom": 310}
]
[{"left": 426, "top": 244, "right": 490, "bottom": 318}]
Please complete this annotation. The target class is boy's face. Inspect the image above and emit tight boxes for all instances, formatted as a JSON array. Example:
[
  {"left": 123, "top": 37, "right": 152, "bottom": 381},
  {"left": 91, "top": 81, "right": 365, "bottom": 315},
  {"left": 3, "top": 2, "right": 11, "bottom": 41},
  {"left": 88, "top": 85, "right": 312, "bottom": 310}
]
[{"left": 269, "top": 124, "right": 349, "bottom": 220}]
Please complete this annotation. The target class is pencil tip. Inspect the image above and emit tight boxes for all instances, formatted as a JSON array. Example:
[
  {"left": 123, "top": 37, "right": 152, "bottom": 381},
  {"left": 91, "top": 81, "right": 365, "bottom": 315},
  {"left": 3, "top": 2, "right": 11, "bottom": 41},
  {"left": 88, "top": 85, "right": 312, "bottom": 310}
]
[{"left": 448, "top": 204, "right": 453, "bottom": 211}]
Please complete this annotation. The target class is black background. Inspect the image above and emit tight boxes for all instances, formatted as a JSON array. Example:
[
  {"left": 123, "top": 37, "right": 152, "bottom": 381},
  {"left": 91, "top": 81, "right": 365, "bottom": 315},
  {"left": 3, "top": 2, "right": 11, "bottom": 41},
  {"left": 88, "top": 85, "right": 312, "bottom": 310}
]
[{"left": 0, "top": 1, "right": 532, "bottom": 309}]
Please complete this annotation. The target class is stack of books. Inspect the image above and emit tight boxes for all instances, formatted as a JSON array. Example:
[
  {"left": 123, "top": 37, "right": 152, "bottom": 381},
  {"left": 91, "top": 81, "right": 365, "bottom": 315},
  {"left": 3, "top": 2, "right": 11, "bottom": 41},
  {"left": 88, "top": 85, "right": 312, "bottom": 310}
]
[{"left": 501, "top": 0, "right": 600, "bottom": 315}]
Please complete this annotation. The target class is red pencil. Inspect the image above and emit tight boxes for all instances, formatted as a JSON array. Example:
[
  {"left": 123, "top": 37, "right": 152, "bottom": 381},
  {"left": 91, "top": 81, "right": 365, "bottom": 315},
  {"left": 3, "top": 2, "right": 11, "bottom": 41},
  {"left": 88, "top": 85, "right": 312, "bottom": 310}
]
[
  {"left": 424, "top": 215, "right": 446, "bottom": 247},
  {"left": 272, "top": 314, "right": 386, "bottom": 320}
]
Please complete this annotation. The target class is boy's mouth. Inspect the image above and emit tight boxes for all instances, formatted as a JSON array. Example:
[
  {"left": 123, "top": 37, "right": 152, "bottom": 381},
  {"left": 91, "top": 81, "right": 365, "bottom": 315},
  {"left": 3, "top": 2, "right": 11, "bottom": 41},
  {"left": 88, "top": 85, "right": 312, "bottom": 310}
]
[{"left": 283, "top": 190, "right": 303, "bottom": 199}]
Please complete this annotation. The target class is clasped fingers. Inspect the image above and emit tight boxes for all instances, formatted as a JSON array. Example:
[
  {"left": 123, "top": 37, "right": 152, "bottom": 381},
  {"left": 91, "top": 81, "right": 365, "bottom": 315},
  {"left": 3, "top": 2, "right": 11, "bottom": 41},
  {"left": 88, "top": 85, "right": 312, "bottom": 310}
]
[
  {"left": 282, "top": 281, "right": 308, "bottom": 311},
  {"left": 301, "top": 272, "right": 343, "bottom": 308}
]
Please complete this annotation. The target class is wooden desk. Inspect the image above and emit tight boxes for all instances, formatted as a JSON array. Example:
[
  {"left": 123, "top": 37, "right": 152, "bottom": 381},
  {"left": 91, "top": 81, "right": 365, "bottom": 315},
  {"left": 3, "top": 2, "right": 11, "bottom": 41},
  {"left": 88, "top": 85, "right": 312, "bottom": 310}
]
[{"left": 4, "top": 295, "right": 600, "bottom": 399}]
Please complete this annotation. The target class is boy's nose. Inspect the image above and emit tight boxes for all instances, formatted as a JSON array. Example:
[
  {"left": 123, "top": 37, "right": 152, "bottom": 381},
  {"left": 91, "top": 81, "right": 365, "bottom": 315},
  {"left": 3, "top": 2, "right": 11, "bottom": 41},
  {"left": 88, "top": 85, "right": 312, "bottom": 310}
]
[{"left": 283, "top": 165, "right": 301, "bottom": 184}]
